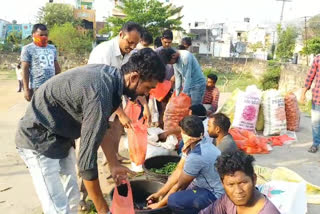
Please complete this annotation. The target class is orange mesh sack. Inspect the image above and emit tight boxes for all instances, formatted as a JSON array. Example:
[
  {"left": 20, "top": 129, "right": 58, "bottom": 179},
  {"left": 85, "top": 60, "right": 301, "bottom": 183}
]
[
  {"left": 111, "top": 180, "right": 135, "bottom": 214},
  {"left": 149, "top": 80, "right": 172, "bottom": 102},
  {"left": 125, "top": 101, "right": 148, "bottom": 165},
  {"left": 284, "top": 93, "right": 300, "bottom": 131},
  {"left": 163, "top": 92, "right": 191, "bottom": 133}
]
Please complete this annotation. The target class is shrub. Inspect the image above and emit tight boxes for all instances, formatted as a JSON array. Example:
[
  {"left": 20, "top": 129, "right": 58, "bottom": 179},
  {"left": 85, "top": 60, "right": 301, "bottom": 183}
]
[{"left": 260, "top": 60, "right": 281, "bottom": 90}]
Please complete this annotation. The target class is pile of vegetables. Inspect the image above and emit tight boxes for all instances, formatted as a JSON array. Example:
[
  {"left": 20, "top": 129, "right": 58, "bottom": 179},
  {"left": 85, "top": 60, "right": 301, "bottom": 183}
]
[{"left": 150, "top": 162, "right": 178, "bottom": 175}]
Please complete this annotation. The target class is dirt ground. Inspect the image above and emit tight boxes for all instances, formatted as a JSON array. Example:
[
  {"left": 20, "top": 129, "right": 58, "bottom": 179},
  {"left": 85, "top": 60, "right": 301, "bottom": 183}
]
[{"left": 0, "top": 80, "right": 319, "bottom": 214}]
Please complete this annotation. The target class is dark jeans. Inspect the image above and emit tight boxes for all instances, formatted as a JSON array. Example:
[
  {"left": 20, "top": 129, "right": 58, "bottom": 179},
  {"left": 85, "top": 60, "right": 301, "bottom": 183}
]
[{"left": 168, "top": 184, "right": 217, "bottom": 214}]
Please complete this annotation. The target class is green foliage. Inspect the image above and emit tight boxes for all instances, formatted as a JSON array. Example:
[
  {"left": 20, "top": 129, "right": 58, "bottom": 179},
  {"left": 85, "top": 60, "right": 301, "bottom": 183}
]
[
  {"left": 37, "top": 3, "right": 80, "bottom": 29},
  {"left": 106, "top": 0, "right": 184, "bottom": 38},
  {"left": 260, "top": 60, "right": 281, "bottom": 90},
  {"left": 0, "top": 31, "right": 22, "bottom": 52},
  {"left": 276, "top": 25, "right": 298, "bottom": 61},
  {"left": 301, "top": 36, "right": 320, "bottom": 55},
  {"left": 248, "top": 41, "right": 264, "bottom": 52},
  {"left": 49, "top": 22, "right": 93, "bottom": 55},
  {"left": 308, "top": 14, "right": 320, "bottom": 38},
  {"left": 202, "top": 67, "right": 259, "bottom": 92},
  {"left": 203, "top": 67, "right": 218, "bottom": 77},
  {"left": 150, "top": 162, "right": 178, "bottom": 175}
]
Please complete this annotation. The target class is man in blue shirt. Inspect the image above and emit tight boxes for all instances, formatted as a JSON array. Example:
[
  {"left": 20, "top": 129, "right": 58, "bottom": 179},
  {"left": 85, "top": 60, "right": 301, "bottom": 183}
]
[
  {"left": 21, "top": 24, "right": 61, "bottom": 101},
  {"left": 159, "top": 48, "right": 206, "bottom": 105},
  {"left": 147, "top": 115, "right": 224, "bottom": 213}
]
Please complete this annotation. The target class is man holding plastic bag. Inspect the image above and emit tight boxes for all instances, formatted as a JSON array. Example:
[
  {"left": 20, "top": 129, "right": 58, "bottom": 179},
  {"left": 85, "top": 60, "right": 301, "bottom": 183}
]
[{"left": 15, "top": 48, "right": 166, "bottom": 214}]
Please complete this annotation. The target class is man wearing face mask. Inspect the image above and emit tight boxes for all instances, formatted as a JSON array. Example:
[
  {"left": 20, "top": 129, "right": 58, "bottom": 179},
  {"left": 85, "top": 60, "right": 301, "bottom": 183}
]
[
  {"left": 20, "top": 23, "right": 61, "bottom": 102},
  {"left": 147, "top": 116, "right": 224, "bottom": 213},
  {"left": 15, "top": 48, "right": 166, "bottom": 214}
]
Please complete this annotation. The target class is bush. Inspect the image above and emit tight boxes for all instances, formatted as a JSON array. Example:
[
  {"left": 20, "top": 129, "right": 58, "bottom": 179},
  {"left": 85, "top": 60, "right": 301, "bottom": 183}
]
[
  {"left": 203, "top": 67, "right": 217, "bottom": 77},
  {"left": 49, "top": 22, "right": 93, "bottom": 56},
  {"left": 260, "top": 60, "right": 281, "bottom": 90}
]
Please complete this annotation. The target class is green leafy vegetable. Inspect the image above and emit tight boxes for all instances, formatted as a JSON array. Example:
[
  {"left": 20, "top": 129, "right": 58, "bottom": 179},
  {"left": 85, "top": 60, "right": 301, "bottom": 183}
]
[{"left": 150, "top": 162, "right": 178, "bottom": 175}]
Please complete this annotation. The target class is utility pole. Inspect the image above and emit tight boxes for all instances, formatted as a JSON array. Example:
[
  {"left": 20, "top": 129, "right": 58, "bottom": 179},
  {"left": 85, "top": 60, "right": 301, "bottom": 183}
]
[
  {"left": 276, "top": 0, "right": 292, "bottom": 26},
  {"left": 302, "top": 16, "right": 311, "bottom": 65}
]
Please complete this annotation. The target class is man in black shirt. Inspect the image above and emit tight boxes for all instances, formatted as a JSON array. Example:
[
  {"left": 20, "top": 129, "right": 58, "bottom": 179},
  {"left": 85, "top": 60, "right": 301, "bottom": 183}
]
[{"left": 15, "top": 48, "right": 166, "bottom": 214}]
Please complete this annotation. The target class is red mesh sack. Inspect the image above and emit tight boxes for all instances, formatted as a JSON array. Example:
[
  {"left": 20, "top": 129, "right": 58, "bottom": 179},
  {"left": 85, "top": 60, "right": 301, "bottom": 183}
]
[
  {"left": 111, "top": 180, "right": 135, "bottom": 214},
  {"left": 149, "top": 80, "right": 172, "bottom": 102},
  {"left": 125, "top": 101, "right": 148, "bottom": 165},
  {"left": 229, "top": 128, "right": 269, "bottom": 154},
  {"left": 163, "top": 92, "right": 191, "bottom": 134},
  {"left": 284, "top": 93, "right": 300, "bottom": 131}
]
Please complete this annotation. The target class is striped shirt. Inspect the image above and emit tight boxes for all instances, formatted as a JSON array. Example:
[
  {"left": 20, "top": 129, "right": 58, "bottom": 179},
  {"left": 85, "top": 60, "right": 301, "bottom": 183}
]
[
  {"left": 203, "top": 87, "right": 220, "bottom": 112},
  {"left": 304, "top": 55, "right": 320, "bottom": 105}
]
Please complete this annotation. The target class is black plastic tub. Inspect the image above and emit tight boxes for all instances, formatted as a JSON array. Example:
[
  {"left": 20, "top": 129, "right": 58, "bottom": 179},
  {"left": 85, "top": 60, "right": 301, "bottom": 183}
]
[
  {"left": 143, "top": 155, "right": 181, "bottom": 183},
  {"left": 110, "top": 180, "right": 172, "bottom": 214}
]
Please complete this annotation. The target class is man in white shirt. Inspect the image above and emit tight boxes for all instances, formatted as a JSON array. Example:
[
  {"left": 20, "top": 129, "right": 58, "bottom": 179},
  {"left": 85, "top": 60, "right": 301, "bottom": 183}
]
[{"left": 88, "top": 21, "right": 144, "bottom": 159}]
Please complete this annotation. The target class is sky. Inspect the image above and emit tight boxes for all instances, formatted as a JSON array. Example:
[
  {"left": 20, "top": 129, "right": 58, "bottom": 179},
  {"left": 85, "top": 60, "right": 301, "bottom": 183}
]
[{"left": 0, "top": 0, "right": 319, "bottom": 27}]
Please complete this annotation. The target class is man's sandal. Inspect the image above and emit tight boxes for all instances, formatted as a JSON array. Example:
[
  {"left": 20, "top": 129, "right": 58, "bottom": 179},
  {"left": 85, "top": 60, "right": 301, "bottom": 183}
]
[{"left": 308, "top": 145, "right": 318, "bottom": 153}]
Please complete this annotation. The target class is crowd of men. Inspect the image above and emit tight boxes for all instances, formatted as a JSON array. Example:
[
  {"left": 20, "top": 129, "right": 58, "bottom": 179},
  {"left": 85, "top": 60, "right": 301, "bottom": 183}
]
[{"left": 15, "top": 20, "right": 319, "bottom": 214}]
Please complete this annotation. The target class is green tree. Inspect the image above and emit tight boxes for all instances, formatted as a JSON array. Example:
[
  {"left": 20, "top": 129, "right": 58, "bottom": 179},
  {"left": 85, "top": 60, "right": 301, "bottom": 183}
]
[
  {"left": 49, "top": 22, "right": 93, "bottom": 55},
  {"left": 308, "top": 14, "right": 320, "bottom": 38},
  {"left": 106, "top": 0, "right": 183, "bottom": 38},
  {"left": 301, "top": 36, "right": 320, "bottom": 55},
  {"left": 276, "top": 25, "right": 298, "bottom": 61},
  {"left": 37, "top": 3, "right": 80, "bottom": 29}
]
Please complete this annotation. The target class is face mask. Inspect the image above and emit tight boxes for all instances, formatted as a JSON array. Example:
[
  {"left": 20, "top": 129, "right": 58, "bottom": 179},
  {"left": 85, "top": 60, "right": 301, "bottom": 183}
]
[
  {"left": 33, "top": 35, "right": 48, "bottom": 47},
  {"left": 181, "top": 133, "right": 192, "bottom": 144}
]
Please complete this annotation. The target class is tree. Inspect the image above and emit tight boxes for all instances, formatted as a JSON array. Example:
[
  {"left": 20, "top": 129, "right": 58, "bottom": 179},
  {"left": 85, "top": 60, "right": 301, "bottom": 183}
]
[
  {"left": 105, "top": 0, "right": 184, "bottom": 38},
  {"left": 308, "top": 14, "right": 320, "bottom": 38},
  {"left": 301, "top": 37, "right": 320, "bottom": 55},
  {"left": 276, "top": 25, "right": 298, "bottom": 61},
  {"left": 37, "top": 3, "right": 80, "bottom": 29},
  {"left": 49, "top": 22, "right": 93, "bottom": 55}
]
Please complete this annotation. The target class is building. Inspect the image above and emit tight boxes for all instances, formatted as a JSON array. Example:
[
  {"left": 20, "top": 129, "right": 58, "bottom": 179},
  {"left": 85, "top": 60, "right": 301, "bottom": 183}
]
[
  {"left": 74, "top": 0, "right": 96, "bottom": 38},
  {"left": 21, "top": 24, "right": 33, "bottom": 39},
  {"left": 0, "top": 19, "right": 10, "bottom": 41},
  {"left": 5, "top": 24, "right": 22, "bottom": 38}
]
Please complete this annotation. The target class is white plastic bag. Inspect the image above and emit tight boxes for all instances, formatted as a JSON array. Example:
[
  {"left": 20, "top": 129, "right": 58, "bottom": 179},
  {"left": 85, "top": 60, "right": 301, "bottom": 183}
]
[
  {"left": 232, "top": 85, "right": 262, "bottom": 131},
  {"left": 258, "top": 181, "right": 307, "bottom": 214},
  {"left": 263, "top": 90, "right": 287, "bottom": 136},
  {"left": 145, "top": 127, "right": 178, "bottom": 159}
]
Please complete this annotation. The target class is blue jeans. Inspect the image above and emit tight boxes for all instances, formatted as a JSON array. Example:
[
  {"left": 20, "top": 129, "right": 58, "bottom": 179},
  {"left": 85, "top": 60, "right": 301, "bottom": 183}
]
[
  {"left": 312, "top": 103, "right": 320, "bottom": 147},
  {"left": 168, "top": 184, "right": 217, "bottom": 214},
  {"left": 186, "top": 83, "right": 206, "bottom": 105},
  {"left": 17, "top": 147, "right": 80, "bottom": 214}
]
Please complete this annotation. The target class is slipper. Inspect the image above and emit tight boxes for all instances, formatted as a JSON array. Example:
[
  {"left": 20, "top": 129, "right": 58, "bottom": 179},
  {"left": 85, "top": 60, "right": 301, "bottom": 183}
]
[{"left": 308, "top": 145, "right": 318, "bottom": 153}]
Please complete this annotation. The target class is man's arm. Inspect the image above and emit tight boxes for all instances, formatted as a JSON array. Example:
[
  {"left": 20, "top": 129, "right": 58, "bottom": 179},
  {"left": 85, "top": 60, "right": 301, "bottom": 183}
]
[
  {"left": 301, "top": 56, "right": 318, "bottom": 103},
  {"left": 21, "top": 61, "right": 32, "bottom": 101},
  {"left": 147, "top": 158, "right": 185, "bottom": 203},
  {"left": 150, "top": 170, "right": 194, "bottom": 208},
  {"left": 211, "top": 88, "right": 220, "bottom": 112},
  {"left": 54, "top": 61, "right": 61, "bottom": 75},
  {"left": 85, "top": 130, "right": 134, "bottom": 214}
]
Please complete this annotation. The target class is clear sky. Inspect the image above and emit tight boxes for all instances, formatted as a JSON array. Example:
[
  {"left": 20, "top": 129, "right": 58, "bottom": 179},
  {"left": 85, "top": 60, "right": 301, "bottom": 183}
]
[{"left": 1, "top": 0, "right": 319, "bottom": 26}]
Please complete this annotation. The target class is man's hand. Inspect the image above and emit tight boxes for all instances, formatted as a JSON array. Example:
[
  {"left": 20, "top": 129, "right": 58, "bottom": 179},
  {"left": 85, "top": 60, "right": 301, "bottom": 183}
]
[
  {"left": 300, "top": 93, "right": 306, "bottom": 104},
  {"left": 24, "top": 89, "right": 33, "bottom": 102},
  {"left": 143, "top": 105, "right": 151, "bottom": 125},
  {"left": 147, "top": 202, "right": 162, "bottom": 209},
  {"left": 110, "top": 164, "right": 135, "bottom": 186},
  {"left": 118, "top": 113, "right": 132, "bottom": 129},
  {"left": 146, "top": 192, "right": 163, "bottom": 204},
  {"left": 158, "top": 132, "right": 168, "bottom": 142}
]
